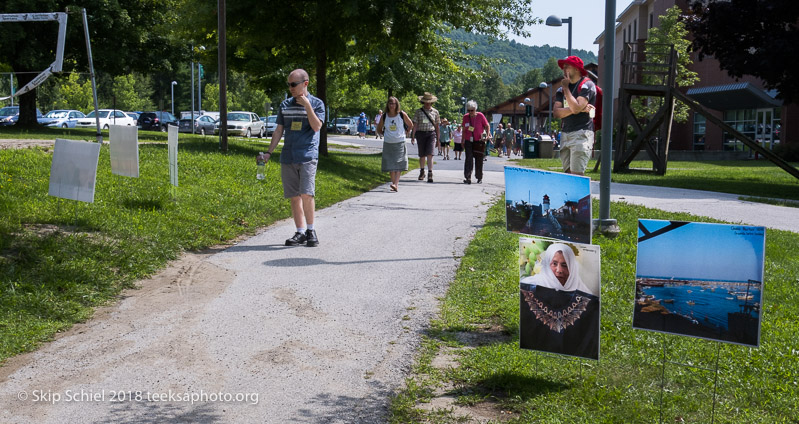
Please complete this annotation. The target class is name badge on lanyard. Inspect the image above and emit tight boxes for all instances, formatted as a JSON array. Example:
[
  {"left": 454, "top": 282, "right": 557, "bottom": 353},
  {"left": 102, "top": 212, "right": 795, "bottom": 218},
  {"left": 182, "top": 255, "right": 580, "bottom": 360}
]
[{"left": 291, "top": 120, "right": 302, "bottom": 131}]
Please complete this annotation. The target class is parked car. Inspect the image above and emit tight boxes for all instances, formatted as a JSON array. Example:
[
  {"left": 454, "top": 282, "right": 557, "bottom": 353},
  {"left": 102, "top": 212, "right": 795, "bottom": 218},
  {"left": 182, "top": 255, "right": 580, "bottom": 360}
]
[
  {"left": 125, "top": 111, "right": 140, "bottom": 123},
  {"left": 216, "top": 111, "right": 264, "bottom": 137},
  {"left": 261, "top": 115, "right": 277, "bottom": 136},
  {"left": 178, "top": 115, "right": 217, "bottom": 135},
  {"left": 138, "top": 111, "right": 178, "bottom": 132},
  {"left": 37, "top": 109, "right": 86, "bottom": 128},
  {"left": 0, "top": 106, "right": 43, "bottom": 126},
  {"left": 75, "top": 109, "right": 136, "bottom": 129},
  {"left": 334, "top": 117, "right": 358, "bottom": 135}
]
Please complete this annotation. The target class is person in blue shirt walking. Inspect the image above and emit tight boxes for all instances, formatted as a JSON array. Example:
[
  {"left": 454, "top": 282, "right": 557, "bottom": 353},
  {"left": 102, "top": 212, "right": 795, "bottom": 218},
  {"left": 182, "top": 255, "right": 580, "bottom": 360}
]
[{"left": 260, "top": 69, "right": 325, "bottom": 247}]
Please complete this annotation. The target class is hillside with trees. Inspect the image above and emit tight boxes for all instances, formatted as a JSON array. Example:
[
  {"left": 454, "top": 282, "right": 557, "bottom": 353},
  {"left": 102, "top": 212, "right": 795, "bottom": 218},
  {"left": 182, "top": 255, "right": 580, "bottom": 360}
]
[{"left": 447, "top": 28, "right": 598, "bottom": 84}]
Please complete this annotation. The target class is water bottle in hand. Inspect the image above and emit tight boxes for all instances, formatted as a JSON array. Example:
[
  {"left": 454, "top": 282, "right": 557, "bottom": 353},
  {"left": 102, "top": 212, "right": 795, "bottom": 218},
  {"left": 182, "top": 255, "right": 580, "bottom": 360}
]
[{"left": 256, "top": 152, "right": 266, "bottom": 180}]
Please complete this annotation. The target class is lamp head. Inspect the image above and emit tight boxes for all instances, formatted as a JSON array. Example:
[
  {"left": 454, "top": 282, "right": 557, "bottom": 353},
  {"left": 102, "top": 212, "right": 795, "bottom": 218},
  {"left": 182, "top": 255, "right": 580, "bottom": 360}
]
[
  {"left": 546, "top": 15, "right": 562, "bottom": 27},
  {"left": 540, "top": 82, "right": 548, "bottom": 88},
  {"left": 171, "top": 81, "right": 177, "bottom": 85}
]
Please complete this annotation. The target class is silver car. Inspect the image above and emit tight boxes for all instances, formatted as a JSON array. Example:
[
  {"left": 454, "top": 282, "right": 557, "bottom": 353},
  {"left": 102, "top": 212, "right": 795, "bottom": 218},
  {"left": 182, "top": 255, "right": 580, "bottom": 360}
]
[{"left": 217, "top": 111, "right": 265, "bottom": 138}]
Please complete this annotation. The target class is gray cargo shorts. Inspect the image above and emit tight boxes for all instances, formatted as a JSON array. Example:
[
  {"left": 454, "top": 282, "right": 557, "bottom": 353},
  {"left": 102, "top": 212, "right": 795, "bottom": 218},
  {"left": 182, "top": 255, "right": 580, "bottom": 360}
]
[{"left": 281, "top": 160, "right": 318, "bottom": 198}]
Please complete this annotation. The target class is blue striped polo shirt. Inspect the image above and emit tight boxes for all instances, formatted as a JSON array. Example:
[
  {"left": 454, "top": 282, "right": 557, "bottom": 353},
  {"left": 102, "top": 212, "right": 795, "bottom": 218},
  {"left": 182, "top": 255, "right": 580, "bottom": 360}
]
[{"left": 276, "top": 94, "right": 326, "bottom": 164}]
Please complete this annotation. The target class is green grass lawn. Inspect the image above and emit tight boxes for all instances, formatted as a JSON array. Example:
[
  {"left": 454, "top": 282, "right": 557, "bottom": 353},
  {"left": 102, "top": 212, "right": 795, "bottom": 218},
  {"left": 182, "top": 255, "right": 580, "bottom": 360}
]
[
  {"left": 390, "top": 198, "right": 799, "bottom": 423},
  {"left": 516, "top": 157, "right": 799, "bottom": 201},
  {"left": 0, "top": 134, "right": 389, "bottom": 364}
]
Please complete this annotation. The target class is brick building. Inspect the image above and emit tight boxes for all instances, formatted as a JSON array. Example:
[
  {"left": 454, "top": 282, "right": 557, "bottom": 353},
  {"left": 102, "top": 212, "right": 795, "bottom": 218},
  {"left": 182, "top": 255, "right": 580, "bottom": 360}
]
[{"left": 595, "top": 0, "right": 795, "bottom": 153}]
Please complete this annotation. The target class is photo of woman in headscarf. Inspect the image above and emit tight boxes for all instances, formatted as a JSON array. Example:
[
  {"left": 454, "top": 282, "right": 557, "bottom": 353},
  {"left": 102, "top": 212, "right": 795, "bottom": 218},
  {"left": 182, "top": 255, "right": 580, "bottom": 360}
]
[{"left": 519, "top": 239, "right": 601, "bottom": 360}]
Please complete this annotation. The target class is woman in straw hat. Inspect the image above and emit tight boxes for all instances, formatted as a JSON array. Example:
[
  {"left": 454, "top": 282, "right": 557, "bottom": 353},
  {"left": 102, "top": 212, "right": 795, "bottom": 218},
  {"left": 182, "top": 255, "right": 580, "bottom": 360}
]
[{"left": 410, "top": 92, "right": 441, "bottom": 183}]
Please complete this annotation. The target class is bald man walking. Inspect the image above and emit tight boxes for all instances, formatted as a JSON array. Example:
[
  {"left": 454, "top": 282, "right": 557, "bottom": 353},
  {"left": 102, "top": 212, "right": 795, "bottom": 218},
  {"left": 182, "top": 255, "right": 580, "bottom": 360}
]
[{"left": 261, "top": 69, "right": 326, "bottom": 247}]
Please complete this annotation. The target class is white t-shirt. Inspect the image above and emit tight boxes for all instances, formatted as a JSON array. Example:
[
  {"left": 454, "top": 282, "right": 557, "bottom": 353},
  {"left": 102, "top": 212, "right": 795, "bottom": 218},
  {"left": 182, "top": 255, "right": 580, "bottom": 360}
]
[{"left": 382, "top": 114, "right": 406, "bottom": 143}]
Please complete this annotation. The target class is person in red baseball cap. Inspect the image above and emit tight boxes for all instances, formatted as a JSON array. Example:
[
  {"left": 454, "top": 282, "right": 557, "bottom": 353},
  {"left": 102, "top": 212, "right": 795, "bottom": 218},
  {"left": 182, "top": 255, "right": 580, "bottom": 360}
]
[{"left": 553, "top": 56, "right": 597, "bottom": 175}]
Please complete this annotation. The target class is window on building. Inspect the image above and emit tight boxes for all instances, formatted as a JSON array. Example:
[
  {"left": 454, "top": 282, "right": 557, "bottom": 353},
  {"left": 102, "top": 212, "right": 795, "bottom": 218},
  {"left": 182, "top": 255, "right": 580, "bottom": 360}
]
[
  {"left": 773, "top": 108, "right": 782, "bottom": 145},
  {"left": 623, "top": 27, "right": 627, "bottom": 43},
  {"left": 693, "top": 113, "right": 706, "bottom": 151},
  {"left": 634, "top": 19, "right": 638, "bottom": 41},
  {"left": 723, "top": 109, "right": 756, "bottom": 151},
  {"left": 649, "top": 13, "right": 654, "bottom": 30}
]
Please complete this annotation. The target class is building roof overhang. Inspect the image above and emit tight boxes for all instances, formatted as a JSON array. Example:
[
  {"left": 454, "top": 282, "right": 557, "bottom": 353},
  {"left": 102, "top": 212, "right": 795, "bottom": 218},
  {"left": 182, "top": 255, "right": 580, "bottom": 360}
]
[{"left": 685, "top": 82, "right": 782, "bottom": 111}]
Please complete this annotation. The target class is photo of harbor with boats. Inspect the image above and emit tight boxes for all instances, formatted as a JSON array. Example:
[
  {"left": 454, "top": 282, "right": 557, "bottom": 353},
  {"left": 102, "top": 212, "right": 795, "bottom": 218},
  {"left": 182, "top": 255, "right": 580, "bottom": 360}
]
[
  {"left": 634, "top": 219, "right": 766, "bottom": 346},
  {"left": 633, "top": 277, "right": 762, "bottom": 345}
]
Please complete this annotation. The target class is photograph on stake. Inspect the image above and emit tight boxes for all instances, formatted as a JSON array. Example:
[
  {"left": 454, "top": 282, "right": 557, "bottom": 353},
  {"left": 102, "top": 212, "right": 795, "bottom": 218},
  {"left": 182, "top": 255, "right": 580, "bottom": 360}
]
[
  {"left": 504, "top": 166, "right": 591, "bottom": 244},
  {"left": 519, "top": 237, "right": 601, "bottom": 360},
  {"left": 633, "top": 219, "right": 765, "bottom": 347}
]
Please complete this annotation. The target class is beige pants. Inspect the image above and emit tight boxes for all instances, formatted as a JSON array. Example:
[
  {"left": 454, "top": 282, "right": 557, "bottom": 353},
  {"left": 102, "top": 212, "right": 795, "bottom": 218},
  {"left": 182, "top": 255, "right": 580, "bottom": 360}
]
[{"left": 560, "top": 129, "right": 594, "bottom": 174}]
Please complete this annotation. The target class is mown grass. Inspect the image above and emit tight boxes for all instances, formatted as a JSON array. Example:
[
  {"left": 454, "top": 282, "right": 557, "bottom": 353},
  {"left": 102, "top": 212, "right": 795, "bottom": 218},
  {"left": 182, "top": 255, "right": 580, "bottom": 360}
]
[
  {"left": 0, "top": 134, "right": 389, "bottom": 364},
  {"left": 516, "top": 157, "right": 799, "bottom": 201},
  {"left": 390, "top": 198, "right": 799, "bottom": 423},
  {"left": 0, "top": 125, "right": 174, "bottom": 142}
]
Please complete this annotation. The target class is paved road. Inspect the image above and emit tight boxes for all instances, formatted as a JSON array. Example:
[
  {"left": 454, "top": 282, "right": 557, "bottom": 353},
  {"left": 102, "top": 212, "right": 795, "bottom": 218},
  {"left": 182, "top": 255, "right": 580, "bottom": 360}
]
[{"left": 1, "top": 135, "right": 795, "bottom": 423}]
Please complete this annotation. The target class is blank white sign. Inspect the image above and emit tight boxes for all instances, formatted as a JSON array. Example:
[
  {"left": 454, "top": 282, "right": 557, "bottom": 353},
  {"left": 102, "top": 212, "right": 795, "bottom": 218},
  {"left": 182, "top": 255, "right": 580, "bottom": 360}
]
[
  {"left": 48, "top": 138, "right": 101, "bottom": 203},
  {"left": 168, "top": 125, "right": 178, "bottom": 187},
  {"left": 110, "top": 125, "right": 139, "bottom": 177}
]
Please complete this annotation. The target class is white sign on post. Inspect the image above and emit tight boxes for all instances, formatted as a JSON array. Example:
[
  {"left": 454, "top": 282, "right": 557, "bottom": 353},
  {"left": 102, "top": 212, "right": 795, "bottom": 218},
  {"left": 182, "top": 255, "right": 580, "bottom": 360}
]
[
  {"left": 168, "top": 125, "right": 178, "bottom": 187},
  {"left": 109, "top": 125, "right": 139, "bottom": 177},
  {"left": 48, "top": 138, "right": 101, "bottom": 203}
]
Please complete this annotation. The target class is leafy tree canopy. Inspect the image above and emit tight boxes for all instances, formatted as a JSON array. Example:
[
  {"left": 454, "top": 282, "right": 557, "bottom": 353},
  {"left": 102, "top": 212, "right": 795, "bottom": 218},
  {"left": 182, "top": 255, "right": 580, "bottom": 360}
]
[
  {"left": 0, "top": 1, "right": 185, "bottom": 125},
  {"left": 685, "top": 0, "right": 799, "bottom": 102}
]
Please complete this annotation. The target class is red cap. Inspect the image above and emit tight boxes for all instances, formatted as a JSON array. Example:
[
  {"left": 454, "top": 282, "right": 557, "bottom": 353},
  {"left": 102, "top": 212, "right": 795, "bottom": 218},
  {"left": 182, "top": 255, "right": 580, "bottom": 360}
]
[{"left": 557, "top": 56, "right": 588, "bottom": 77}]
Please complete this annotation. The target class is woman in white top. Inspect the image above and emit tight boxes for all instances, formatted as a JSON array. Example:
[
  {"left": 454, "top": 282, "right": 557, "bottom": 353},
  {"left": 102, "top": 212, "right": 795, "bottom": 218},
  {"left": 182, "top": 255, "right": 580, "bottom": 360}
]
[
  {"left": 452, "top": 124, "right": 463, "bottom": 160},
  {"left": 377, "top": 96, "right": 414, "bottom": 192}
]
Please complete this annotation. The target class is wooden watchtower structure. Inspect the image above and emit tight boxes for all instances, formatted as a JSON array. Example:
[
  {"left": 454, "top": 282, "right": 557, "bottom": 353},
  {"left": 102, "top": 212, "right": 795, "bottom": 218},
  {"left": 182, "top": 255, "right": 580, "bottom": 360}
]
[
  {"left": 613, "top": 42, "right": 678, "bottom": 175},
  {"left": 613, "top": 42, "right": 799, "bottom": 179}
]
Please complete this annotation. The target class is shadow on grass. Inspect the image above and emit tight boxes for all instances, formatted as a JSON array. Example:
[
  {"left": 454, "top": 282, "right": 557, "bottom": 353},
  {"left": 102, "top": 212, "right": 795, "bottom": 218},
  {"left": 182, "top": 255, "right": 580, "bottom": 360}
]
[
  {"left": 464, "top": 372, "right": 570, "bottom": 400},
  {"left": 122, "top": 198, "right": 165, "bottom": 211}
]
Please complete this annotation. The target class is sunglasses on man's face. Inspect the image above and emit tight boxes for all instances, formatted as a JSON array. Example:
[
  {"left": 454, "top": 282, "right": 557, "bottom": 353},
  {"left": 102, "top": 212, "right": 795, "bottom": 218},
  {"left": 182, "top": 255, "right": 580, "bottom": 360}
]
[{"left": 287, "top": 80, "right": 307, "bottom": 88}]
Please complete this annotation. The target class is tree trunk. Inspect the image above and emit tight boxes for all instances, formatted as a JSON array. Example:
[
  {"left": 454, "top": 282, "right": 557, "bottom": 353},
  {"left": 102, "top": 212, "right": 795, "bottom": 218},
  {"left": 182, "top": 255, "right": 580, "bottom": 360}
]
[
  {"left": 16, "top": 73, "right": 40, "bottom": 127},
  {"left": 316, "top": 44, "right": 328, "bottom": 157}
]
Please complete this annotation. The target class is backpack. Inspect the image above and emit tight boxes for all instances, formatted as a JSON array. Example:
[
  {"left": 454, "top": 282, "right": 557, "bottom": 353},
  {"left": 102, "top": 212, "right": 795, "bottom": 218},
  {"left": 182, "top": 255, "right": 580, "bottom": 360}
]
[{"left": 577, "top": 77, "right": 603, "bottom": 131}]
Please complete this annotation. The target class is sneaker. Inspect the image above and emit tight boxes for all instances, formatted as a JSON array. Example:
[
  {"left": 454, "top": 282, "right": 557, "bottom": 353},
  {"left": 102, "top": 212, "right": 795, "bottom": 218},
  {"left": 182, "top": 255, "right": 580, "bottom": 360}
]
[
  {"left": 418, "top": 169, "right": 425, "bottom": 180},
  {"left": 463, "top": 179, "right": 471, "bottom": 184},
  {"left": 285, "top": 231, "right": 307, "bottom": 246},
  {"left": 427, "top": 171, "right": 433, "bottom": 183},
  {"left": 477, "top": 179, "right": 482, "bottom": 184},
  {"left": 305, "top": 229, "right": 319, "bottom": 247}
]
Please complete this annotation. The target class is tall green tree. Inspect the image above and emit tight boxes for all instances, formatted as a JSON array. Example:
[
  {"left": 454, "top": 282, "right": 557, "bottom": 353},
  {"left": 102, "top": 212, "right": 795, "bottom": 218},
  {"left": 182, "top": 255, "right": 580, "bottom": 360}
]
[
  {"left": 185, "top": 0, "right": 534, "bottom": 154},
  {"left": 634, "top": 6, "right": 699, "bottom": 123},
  {"left": 542, "top": 57, "right": 562, "bottom": 82},
  {"left": 112, "top": 74, "right": 155, "bottom": 112},
  {"left": 0, "top": 2, "right": 184, "bottom": 126},
  {"left": 53, "top": 72, "right": 93, "bottom": 111},
  {"left": 516, "top": 68, "right": 544, "bottom": 93},
  {"left": 686, "top": 0, "right": 799, "bottom": 102}
]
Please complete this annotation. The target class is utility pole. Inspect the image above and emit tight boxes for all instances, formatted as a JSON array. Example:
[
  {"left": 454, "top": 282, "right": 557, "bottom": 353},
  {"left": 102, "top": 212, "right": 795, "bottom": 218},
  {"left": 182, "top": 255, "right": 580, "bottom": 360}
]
[{"left": 218, "top": 0, "right": 228, "bottom": 151}]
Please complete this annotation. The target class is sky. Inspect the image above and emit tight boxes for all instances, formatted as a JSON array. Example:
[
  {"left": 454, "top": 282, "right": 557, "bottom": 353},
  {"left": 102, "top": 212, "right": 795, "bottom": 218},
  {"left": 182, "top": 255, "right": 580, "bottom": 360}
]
[
  {"left": 636, "top": 220, "right": 766, "bottom": 282},
  {"left": 505, "top": 2, "right": 632, "bottom": 56},
  {"left": 504, "top": 166, "right": 591, "bottom": 208}
]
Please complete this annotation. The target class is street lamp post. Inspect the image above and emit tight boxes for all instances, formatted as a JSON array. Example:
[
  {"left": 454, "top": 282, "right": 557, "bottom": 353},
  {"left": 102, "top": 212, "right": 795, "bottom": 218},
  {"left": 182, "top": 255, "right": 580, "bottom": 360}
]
[
  {"left": 171, "top": 81, "right": 177, "bottom": 116},
  {"left": 461, "top": 97, "right": 467, "bottom": 115},
  {"left": 539, "top": 81, "right": 553, "bottom": 134},
  {"left": 198, "top": 46, "right": 205, "bottom": 114},
  {"left": 519, "top": 96, "right": 533, "bottom": 134},
  {"left": 546, "top": 15, "right": 573, "bottom": 56},
  {"left": 538, "top": 82, "right": 548, "bottom": 133},
  {"left": 190, "top": 44, "right": 195, "bottom": 133}
]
